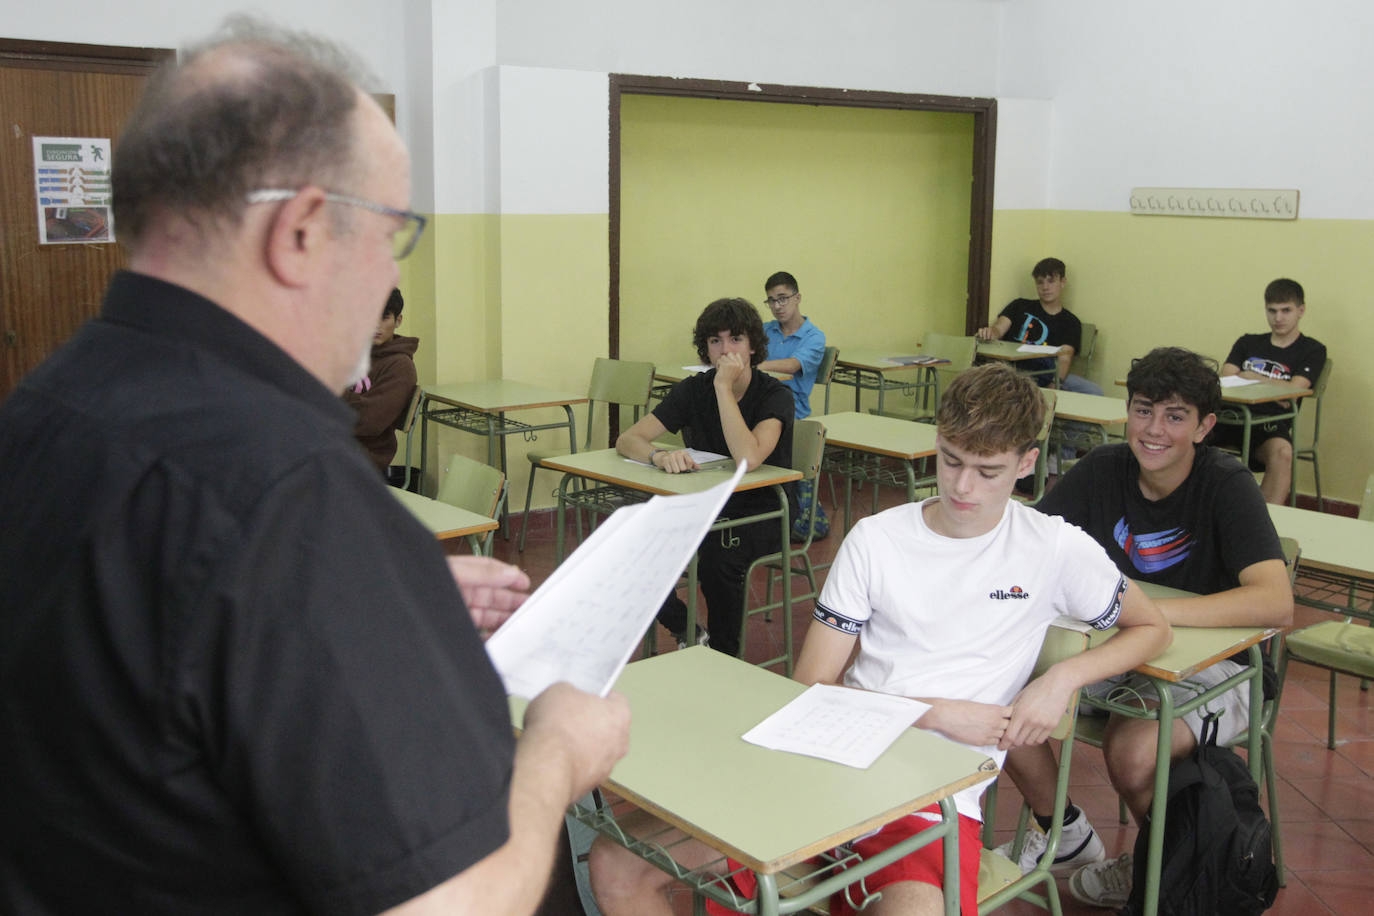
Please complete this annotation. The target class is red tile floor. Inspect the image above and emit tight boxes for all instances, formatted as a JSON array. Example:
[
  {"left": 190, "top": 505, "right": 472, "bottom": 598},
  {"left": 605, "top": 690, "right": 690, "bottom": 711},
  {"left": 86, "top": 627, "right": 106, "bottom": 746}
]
[{"left": 497, "top": 473, "right": 1374, "bottom": 915}]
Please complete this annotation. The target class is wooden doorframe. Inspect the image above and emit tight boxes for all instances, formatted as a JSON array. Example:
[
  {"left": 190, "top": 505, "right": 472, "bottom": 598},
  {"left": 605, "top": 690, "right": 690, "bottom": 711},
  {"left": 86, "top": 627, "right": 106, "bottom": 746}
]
[
  {"left": 0, "top": 37, "right": 173, "bottom": 72},
  {"left": 607, "top": 74, "right": 997, "bottom": 361}
]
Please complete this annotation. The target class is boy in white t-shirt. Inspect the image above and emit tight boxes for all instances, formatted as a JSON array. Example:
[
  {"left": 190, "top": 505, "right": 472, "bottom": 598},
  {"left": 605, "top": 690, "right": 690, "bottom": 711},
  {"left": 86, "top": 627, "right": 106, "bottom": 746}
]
[{"left": 589, "top": 364, "right": 1171, "bottom": 916}]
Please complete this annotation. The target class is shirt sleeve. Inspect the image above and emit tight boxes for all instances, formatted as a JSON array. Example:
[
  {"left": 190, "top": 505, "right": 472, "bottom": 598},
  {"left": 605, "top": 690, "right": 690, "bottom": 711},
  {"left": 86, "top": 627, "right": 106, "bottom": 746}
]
[
  {"left": 344, "top": 355, "right": 417, "bottom": 438},
  {"left": 813, "top": 520, "right": 873, "bottom": 634},
  {"left": 1214, "top": 465, "right": 1285, "bottom": 576},
  {"left": 1294, "top": 338, "right": 1327, "bottom": 385},
  {"left": 652, "top": 374, "right": 696, "bottom": 434},
  {"left": 205, "top": 455, "right": 515, "bottom": 916},
  {"left": 1036, "top": 452, "right": 1096, "bottom": 529},
  {"left": 794, "top": 325, "right": 826, "bottom": 376},
  {"left": 1052, "top": 520, "right": 1128, "bottom": 630},
  {"left": 1224, "top": 335, "right": 1249, "bottom": 368}
]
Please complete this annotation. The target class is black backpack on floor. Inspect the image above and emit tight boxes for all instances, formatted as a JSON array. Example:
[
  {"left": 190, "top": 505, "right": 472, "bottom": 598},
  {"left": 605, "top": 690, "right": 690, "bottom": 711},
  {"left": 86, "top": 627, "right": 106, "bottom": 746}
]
[{"left": 1119, "top": 715, "right": 1278, "bottom": 915}]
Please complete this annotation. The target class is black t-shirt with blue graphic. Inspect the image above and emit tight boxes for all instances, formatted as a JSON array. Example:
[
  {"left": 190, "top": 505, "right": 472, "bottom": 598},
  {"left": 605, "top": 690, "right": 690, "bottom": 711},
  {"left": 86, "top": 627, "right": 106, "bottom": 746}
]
[
  {"left": 1224, "top": 332, "right": 1326, "bottom": 420},
  {"left": 998, "top": 298, "right": 1083, "bottom": 376}
]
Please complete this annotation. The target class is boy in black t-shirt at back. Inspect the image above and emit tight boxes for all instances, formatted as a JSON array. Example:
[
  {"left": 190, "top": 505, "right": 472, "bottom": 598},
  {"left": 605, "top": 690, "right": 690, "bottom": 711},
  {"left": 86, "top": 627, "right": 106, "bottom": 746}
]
[{"left": 1215, "top": 277, "right": 1327, "bottom": 504}]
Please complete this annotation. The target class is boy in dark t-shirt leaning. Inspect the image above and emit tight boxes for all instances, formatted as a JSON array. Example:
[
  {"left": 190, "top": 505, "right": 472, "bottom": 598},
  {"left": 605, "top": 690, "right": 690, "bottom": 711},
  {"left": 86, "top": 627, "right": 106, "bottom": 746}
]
[
  {"left": 615, "top": 297, "right": 795, "bottom": 658},
  {"left": 1214, "top": 277, "right": 1327, "bottom": 504},
  {"left": 993, "top": 347, "right": 1293, "bottom": 909}
]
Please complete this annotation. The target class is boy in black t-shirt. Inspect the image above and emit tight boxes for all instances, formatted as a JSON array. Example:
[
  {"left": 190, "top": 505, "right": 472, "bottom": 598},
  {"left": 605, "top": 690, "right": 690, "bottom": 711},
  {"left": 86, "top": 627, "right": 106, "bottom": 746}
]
[
  {"left": 993, "top": 347, "right": 1293, "bottom": 909},
  {"left": 615, "top": 297, "right": 795, "bottom": 658},
  {"left": 1214, "top": 277, "right": 1327, "bottom": 504},
  {"left": 977, "top": 257, "right": 1101, "bottom": 394}
]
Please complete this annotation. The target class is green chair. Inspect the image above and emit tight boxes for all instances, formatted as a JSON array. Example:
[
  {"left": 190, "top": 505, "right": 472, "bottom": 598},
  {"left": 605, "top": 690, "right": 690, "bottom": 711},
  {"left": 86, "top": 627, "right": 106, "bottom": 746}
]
[
  {"left": 816, "top": 345, "right": 840, "bottom": 415},
  {"left": 436, "top": 453, "right": 507, "bottom": 556},
  {"left": 1282, "top": 471, "right": 1374, "bottom": 749},
  {"left": 737, "top": 419, "right": 826, "bottom": 675},
  {"left": 517, "top": 357, "right": 655, "bottom": 552},
  {"left": 1290, "top": 357, "right": 1333, "bottom": 509},
  {"left": 1012, "top": 388, "right": 1057, "bottom": 506},
  {"left": 393, "top": 386, "right": 423, "bottom": 492},
  {"left": 1070, "top": 321, "right": 1097, "bottom": 379},
  {"left": 871, "top": 332, "right": 977, "bottom": 422},
  {"left": 977, "top": 625, "right": 1092, "bottom": 914}
]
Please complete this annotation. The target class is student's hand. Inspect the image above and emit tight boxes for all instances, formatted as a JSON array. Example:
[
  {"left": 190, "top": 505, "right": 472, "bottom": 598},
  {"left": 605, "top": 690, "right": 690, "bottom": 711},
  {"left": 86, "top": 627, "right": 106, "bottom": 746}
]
[
  {"left": 447, "top": 555, "right": 530, "bottom": 637},
  {"left": 713, "top": 351, "right": 748, "bottom": 389},
  {"left": 918, "top": 699, "right": 1013, "bottom": 748},
  {"left": 975, "top": 326, "right": 996, "bottom": 341},
  {"left": 654, "top": 448, "right": 699, "bottom": 474},
  {"left": 1002, "top": 673, "right": 1075, "bottom": 749},
  {"left": 524, "top": 683, "right": 631, "bottom": 802}
]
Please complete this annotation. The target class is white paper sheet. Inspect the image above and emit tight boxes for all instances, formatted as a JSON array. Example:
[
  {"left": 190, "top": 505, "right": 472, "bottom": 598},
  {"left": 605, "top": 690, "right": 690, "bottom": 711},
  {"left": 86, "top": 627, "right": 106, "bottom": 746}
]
[
  {"left": 486, "top": 462, "right": 749, "bottom": 698},
  {"left": 1015, "top": 343, "right": 1063, "bottom": 355},
  {"left": 624, "top": 447, "right": 730, "bottom": 469},
  {"left": 741, "top": 684, "right": 932, "bottom": 769},
  {"left": 1220, "top": 375, "right": 1260, "bottom": 388}
]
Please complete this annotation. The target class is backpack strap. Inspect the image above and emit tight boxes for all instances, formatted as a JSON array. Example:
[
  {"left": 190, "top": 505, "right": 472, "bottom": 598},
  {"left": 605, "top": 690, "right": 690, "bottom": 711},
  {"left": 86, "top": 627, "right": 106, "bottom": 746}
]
[{"left": 1199, "top": 711, "right": 1221, "bottom": 748}]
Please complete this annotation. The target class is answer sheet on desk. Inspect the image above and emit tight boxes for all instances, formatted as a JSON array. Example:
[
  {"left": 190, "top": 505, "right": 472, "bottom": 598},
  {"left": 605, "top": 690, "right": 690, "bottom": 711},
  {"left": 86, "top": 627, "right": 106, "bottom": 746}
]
[
  {"left": 742, "top": 684, "right": 931, "bottom": 769},
  {"left": 485, "top": 461, "right": 747, "bottom": 699},
  {"left": 1220, "top": 375, "right": 1260, "bottom": 388},
  {"left": 1015, "top": 343, "right": 1063, "bottom": 355}
]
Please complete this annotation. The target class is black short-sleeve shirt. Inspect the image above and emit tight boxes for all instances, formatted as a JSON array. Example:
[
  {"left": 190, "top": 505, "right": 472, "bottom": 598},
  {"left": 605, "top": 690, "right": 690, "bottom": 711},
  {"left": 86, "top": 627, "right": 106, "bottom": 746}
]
[
  {"left": 1037, "top": 443, "right": 1282, "bottom": 597},
  {"left": 653, "top": 368, "right": 795, "bottom": 518},
  {"left": 0, "top": 272, "right": 514, "bottom": 915},
  {"left": 1224, "top": 332, "right": 1327, "bottom": 420}
]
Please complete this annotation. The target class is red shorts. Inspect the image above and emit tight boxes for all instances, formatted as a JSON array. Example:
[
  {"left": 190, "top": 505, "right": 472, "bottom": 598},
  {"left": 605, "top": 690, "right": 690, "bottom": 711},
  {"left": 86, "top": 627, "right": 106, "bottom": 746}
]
[{"left": 704, "top": 804, "right": 981, "bottom": 916}]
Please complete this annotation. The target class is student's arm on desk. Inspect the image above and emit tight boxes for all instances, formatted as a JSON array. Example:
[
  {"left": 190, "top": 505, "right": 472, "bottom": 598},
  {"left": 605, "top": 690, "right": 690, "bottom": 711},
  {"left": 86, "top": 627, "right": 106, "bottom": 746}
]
[
  {"left": 615, "top": 413, "right": 699, "bottom": 473},
  {"left": 793, "top": 619, "right": 1019, "bottom": 750},
  {"left": 1221, "top": 362, "right": 1313, "bottom": 390},
  {"left": 1154, "top": 558, "right": 1293, "bottom": 628},
  {"left": 1055, "top": 344, "right": 1075, "bottom": 382},
  {"left": 757, "top": 356, "right": 802, "bottom": 376},
  {"left": 382, "top": 684, "right": 630, "bottom": 916},
  {"left": 1003, "top": 582, "right": 1171, "bottom": 749},
  {"left": 715, "top": 353, "right": 783, "bottom": 470},
  {"left": 975, "top": 316, "right": 1011, "bottom": 341}
]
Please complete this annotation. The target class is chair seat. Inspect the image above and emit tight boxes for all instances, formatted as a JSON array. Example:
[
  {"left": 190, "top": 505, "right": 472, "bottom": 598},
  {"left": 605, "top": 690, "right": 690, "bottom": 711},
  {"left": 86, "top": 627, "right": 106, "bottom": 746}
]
[
  {"left": 1285, "top": 620, "right": 1374, "bottom": 677},
  {"left": 978, "top": 848, "right": 1023, "bottom": 903}
]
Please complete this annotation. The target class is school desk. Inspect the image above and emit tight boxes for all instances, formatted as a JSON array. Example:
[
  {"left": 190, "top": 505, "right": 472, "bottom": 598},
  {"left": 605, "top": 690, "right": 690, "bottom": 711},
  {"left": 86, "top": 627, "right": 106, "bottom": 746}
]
[
  {"left": 391, "top": 487, "right": 498, "bottom": 554},
  {"left": 517, "top": 646, "right": 995, "bottom": 916},
  {"left": 816, "top": 411, "right": 939, "bottom": 532},
  {"left": 1050, "top": 389, "right": 1128, "bottom": 452},
  {"left": 974, "top": 339, "right": 1061, "bottom": 386},
  {"left": 828, "top": 348, "right": 943, "bottom": 416}
]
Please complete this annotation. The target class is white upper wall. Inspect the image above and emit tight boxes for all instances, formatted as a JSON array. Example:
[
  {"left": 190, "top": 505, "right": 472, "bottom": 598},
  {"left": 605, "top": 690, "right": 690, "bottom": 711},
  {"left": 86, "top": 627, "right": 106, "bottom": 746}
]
[
  {"left": 1002, "top": 0, "right": 1374, "bottom": 219},
  {"left": 491, "top": 0, "right": 1005, "bottom": 97}
]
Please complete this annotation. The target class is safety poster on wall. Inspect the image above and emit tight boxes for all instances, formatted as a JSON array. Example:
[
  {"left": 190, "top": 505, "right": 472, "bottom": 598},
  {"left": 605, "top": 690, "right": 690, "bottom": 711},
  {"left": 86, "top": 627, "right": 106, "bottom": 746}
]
[{"left": 32, "top": 136, "right": 114, "bottom": 245}]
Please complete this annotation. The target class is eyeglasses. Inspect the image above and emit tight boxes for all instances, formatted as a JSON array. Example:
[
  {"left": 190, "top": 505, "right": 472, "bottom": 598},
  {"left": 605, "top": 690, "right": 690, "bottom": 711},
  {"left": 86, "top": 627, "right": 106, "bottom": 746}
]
[
  {"left": 764, "top": 292, "right": 797, "bottom": 307},
  {"left": 245, "top": 189, "right": 428, "bottom": 260}
]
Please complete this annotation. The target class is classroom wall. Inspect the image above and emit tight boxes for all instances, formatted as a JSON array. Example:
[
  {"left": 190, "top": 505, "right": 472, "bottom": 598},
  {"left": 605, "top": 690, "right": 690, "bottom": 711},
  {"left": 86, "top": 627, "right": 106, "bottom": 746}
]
[
  {"left": 11, "top": 1, "right": 1372, "bottom": 503},
  {"left": 619, "top": 95, "right": 973, "bottom": 364}
]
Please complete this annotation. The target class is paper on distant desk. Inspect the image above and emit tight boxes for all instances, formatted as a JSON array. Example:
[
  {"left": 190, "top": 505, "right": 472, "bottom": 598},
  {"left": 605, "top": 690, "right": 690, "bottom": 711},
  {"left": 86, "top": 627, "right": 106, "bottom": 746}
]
[
  {"left": 623, "top": 447, "right": 729, "bottom": 468},
  {"left": 742, "top": 684, "right": 931, "bottom": 769},
  {"left": 1220, "top": 375, "right": 1260, "bottom": 388},
  {"left": 1016, "top": 343, "right": 1063, "bottom": 355},
  {"left": 486, "top": 461, "right": 749, "bottom": 699}
]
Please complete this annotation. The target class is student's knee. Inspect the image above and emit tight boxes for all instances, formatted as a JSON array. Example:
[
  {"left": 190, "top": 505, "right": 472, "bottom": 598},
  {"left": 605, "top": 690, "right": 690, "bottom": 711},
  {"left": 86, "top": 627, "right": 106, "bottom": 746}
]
[
  {"left": 1102, "top": 718, "right": 1159, "bottom": 790},
  {"left": 1257, "top": 436, "right": 1292, "bottom": 469}
]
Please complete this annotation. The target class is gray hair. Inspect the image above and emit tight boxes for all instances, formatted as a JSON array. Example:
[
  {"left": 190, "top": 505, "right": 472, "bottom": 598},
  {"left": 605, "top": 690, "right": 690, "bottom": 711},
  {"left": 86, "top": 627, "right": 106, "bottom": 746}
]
[{"left": 112, "top": 15, "right": 378, "bottom": 248}]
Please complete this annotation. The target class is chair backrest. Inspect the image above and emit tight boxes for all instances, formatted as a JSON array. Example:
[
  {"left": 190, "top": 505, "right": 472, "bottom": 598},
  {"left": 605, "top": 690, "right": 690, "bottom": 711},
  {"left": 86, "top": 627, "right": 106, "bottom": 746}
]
[
  {"left": 816, "top": 345, "right": 840, "bottom": 414},
  {"left": 1015, "top": 388, "right": 1057, "bottom": 505},
  {"left": 585, "top": 357, "right": 656, "bottom": 449},
  {"left": 397, "top": 386, "right": 422, "bottom": 433},
  {"left": 437, "top": 453, "right": 506, "bottom": 520},
  {"left": 1361, "top": 471, "right": 1374, "bottom": 522},
  {"left": 1298, "top": 357, "right": 1333, "bottom": 450},
  {"left": 921, "top": 332, "right": 978, "bottom": 370},
  {"left": 1072, "top": 322, "right": 1097, "bottom": 374},
  {"left": 1033, "top": 624, "right": 1091, "bottom": 739},
  {"left": 792, "top": 419, "right": 826, "bottom": 481}
]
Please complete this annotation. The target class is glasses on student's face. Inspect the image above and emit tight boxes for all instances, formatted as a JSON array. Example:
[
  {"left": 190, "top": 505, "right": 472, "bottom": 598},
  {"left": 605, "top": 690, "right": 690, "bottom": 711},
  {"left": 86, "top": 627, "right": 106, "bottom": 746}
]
[
  {"left": 245, "top": 189, "right": 428, "bottom": 260},
  {"left": 764, "top": 292, "right": 797, "bottom": 307}
]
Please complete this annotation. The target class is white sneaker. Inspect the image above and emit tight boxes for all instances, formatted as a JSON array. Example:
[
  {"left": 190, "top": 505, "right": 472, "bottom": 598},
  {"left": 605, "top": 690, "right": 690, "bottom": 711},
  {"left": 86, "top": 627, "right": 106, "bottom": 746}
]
[
  {"left": 675, "top": 628, "right": 710, "bottom": 651},
  {"left": 1069, "top": 852, "right": 1133, "bottom": 908},
  {"left": 993, "top": 812, "right": 1105, "bottom": 876}
]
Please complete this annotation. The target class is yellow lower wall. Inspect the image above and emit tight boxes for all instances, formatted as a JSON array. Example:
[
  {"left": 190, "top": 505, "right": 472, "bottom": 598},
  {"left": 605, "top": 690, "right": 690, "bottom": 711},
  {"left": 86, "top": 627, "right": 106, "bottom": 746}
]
[
  {"left": 405, "top": 207, "right": 1370, "bottom": 510},
  {"left": 993, "top": 209, "right": 1373, "bottom": 505}
]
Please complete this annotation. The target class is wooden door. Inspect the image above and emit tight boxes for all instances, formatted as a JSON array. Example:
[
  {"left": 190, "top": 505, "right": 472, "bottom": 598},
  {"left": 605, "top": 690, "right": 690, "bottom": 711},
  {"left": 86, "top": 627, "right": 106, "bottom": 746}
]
[{"left": 0, "top": 39, "right": 171, "bottom": 401}]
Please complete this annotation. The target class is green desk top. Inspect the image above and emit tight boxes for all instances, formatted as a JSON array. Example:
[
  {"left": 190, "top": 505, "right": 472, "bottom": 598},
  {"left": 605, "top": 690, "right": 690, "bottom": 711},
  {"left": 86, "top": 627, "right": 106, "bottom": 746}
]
[
  {"left": 818, "top": 411, "right": 939, "bottom": 460},
  {"left": 1268, "top": 504, "right": 1374, "bottom": 580},
  {"left": 1052, "top": 390, "right": 1128, "bottom": 425},
  {"left": 646, "top": 358, "right": 789, "bottom": 384},
  {"left": 1217, "top": 379, "right": 1313, "bottom": 406},
  {"left": 392, "top": 488, "right": 498, "bottom": 541},
  {"left": 512, "top": 647, "right": 994, "bottom": 874},
  {"left": 422, "top": 379, "right": 587, "bottom": 412},
  {"left": 541, "top": 447, "right": 800, "bottom": 496},
  {"left": 1080, "top": 581, "right": 1277, "bottom": 682},
  {"left": 976, "top": 340, "right": 1061, "bottom": 362},
  {"left": 834, "top": 348, "right": 932, "bottom": 372}
]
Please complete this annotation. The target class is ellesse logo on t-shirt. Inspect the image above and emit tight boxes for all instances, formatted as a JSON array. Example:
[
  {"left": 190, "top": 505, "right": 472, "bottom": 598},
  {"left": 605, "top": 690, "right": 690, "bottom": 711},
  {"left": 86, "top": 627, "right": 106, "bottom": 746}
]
[{"left": 989, "top": 585, "right": 1031, "bottom": 600}]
